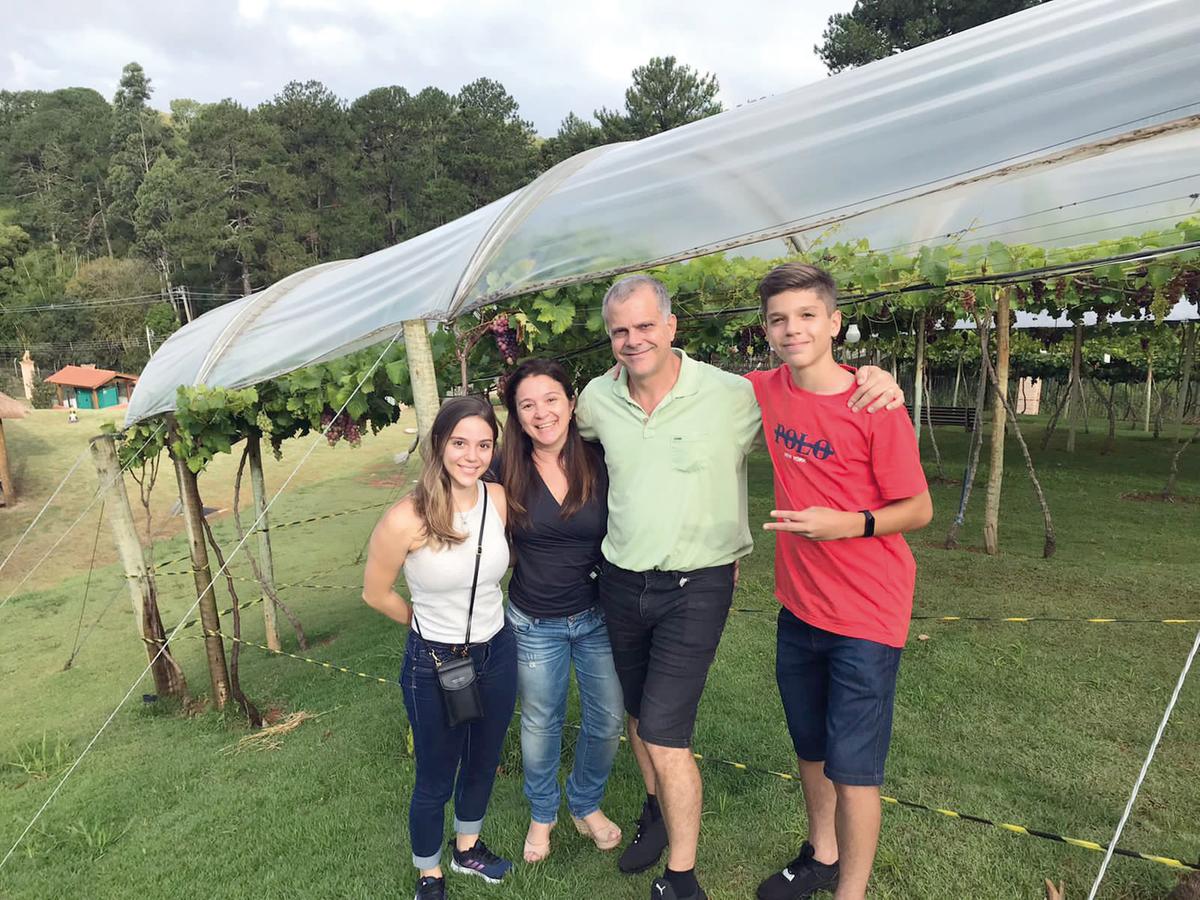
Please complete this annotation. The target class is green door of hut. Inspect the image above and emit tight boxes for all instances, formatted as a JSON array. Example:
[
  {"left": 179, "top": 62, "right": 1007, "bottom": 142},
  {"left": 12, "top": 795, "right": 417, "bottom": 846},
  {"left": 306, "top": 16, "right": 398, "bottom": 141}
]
[
  {"left": 98, "top": 385, "right": 119, "bottom": 408},
  {"left": 76, "top": 389, "right": 94, "bottom": 409}
]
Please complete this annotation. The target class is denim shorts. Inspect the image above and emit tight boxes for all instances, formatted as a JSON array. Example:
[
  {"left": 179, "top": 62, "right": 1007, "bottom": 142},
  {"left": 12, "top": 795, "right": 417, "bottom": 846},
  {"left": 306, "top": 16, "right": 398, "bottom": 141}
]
[
  {"left": 775, "top": 607, "right": 902, "bottom": 786},
  {"left": 598, "top": 560, "right": 734, "bottom": 748}
]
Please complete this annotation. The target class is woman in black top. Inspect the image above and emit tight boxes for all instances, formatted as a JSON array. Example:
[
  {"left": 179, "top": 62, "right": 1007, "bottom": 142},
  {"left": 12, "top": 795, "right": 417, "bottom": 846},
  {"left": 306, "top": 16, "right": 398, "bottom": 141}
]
[{"left": 500, "top": 358, "right": 624, "bottom": 864}]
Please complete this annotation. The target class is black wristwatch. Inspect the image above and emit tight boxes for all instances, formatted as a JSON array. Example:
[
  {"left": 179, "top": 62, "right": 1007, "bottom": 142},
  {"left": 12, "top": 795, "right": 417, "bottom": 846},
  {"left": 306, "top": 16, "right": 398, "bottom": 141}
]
[{"left": 860, "top": 509, "right": 876, "bottom": 538}]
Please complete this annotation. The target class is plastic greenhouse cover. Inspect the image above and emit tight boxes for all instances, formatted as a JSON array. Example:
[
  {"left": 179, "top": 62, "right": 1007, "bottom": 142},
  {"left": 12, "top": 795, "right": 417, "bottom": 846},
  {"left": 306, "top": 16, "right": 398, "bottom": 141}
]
[{"left": 126, "top": 0, "right": 1200, "bottom": 425}]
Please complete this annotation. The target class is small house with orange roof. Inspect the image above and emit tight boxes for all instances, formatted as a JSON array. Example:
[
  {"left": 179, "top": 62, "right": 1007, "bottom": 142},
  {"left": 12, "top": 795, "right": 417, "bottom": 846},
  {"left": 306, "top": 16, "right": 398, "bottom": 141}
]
[{"left": 43, "top": 365, "right": 139, "bottom": 410}]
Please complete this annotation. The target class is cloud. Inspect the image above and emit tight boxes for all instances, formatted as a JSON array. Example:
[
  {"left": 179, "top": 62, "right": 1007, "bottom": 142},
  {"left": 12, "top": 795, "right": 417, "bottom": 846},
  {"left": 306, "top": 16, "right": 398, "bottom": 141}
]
[
  {"left": 238, "top": 0, "right": 270, "bottom": 22},
  {"left": 7, "top": 51, "right": 59, "bottom": 90},
  {"left": 40, "top": 26, "right": 173, "bottom": 87},
  {"left": 285, "top": 23, "right": 366, "bottom": 64},
  {"left": 0, "top": 0, "right": 850, "bottom": 133}
]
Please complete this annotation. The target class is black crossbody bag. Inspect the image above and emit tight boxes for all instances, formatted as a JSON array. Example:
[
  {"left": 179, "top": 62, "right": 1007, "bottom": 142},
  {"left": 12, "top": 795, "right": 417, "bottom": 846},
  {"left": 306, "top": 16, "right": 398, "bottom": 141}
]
[{"left": 412, "top": 487, "right": 487, "bottom": 727}]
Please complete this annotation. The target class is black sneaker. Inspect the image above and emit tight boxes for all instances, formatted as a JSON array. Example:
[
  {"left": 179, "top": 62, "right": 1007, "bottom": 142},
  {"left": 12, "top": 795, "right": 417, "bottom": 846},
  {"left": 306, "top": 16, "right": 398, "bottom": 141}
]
[
  {"left": 649, "top": 877, "right": 708, "bottom": 900},
  {"left": 756, "top": 841, "right": 840, "bottom": 900},
  {"left": 450, "top": 838, "right": 513, "bottom": 883},
  {"left": 618, "top": 797, "right": 669, "bottom": 874},
  {"left": 414, "top": 875, "right": 446, "bottom": 900}
]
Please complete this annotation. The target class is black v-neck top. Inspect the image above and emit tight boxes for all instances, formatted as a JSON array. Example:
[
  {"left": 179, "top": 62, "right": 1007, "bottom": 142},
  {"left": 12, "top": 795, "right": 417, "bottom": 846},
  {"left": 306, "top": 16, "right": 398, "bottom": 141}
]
[{"left": 505, "top": 448, "right": 608, "bottom": 618}]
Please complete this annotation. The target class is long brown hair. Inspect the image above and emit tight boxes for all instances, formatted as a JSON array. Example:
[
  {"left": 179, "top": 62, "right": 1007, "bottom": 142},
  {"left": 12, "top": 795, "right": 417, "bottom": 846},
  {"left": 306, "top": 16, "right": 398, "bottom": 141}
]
[
  {"left": 413, "top": 395, "right": 498, "bottom": 548},
  {"left": 502, "top": 358, "right": 599, "bottom": 532}
]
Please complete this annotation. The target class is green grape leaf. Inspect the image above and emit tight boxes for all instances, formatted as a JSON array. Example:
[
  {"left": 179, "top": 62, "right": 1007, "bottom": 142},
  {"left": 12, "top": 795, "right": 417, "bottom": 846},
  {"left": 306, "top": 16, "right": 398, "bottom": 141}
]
[
  {"left": 532, "top": 296, "right": 576, "bottom": 334},
  {"left": 918, "top": 247, "right": 951, "bottom": 287}
]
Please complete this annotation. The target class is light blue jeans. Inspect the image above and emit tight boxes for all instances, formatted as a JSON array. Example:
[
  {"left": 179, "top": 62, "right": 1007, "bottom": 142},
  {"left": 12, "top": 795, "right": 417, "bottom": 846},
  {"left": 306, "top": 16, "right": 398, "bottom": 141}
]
[{"left": 506, "top": 602, "right": 625, "bottom": 825}]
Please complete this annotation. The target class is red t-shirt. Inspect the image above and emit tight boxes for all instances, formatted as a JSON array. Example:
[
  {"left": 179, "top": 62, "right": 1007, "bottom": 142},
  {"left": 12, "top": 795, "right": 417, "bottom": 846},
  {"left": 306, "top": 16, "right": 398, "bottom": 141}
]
[{"left": 745, "top": 366, "right": 928, "bottom": 648}]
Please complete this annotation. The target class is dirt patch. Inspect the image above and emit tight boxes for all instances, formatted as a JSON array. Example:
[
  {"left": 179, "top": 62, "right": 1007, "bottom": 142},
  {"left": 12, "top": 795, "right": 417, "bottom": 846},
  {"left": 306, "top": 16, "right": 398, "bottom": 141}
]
[
  {"left": 925, "top": 539, "right": 991, "bottom": 554},
  {"left": 183, "top": 697, "right": 210, "bottom": 717},
  {"left": 1120, "top": 491, "right": 1200, "bottom": 504},
  {"left": 366, "top": 473, "right": 411, "bottom": 489}
]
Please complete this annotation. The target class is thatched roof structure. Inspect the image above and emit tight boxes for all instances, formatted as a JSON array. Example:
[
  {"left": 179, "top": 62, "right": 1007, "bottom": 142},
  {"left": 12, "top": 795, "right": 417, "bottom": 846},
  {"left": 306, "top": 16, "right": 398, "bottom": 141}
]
[{"left": 0, "top": 392, "right": 29, "bottom": 420}]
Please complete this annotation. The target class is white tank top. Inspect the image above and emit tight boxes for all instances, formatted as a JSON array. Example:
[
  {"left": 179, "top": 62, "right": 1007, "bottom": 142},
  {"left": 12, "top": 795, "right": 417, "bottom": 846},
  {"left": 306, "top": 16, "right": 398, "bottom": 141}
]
[{"left": 405, "top": 482, "right": 508, "bottom": 645}]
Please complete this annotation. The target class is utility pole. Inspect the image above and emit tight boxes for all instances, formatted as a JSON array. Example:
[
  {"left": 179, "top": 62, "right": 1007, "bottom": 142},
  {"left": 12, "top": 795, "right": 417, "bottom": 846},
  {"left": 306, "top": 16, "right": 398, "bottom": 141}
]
[
  {"left": 146, "top": 326, "right": 154, "bottom": 356},
  {"left": 174, "top": 286, "right": 193, "bottom": 324}
]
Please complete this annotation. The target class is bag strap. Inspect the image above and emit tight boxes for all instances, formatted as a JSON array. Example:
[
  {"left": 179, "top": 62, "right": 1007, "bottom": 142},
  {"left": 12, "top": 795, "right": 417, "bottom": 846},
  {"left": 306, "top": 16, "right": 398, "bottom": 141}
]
[
  {"left": 409, "top": 484, "right": 489, "bottom": 648},
  {"left": 463, "top": 484, "right": 488, "bottom": 648}
]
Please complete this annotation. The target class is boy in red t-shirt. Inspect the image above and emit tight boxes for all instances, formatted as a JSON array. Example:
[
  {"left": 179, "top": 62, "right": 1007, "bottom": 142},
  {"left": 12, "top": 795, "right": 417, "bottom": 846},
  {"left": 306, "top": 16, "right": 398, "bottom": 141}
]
[{"left": 744, "top": 264, "right": 932, "bottom": 900}]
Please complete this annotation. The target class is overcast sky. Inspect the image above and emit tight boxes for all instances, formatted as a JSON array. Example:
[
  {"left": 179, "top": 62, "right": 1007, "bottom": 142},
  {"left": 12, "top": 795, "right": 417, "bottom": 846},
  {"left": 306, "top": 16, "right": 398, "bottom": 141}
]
[{"left": 2, "top": 0, "right": 853, "bottom": 135}]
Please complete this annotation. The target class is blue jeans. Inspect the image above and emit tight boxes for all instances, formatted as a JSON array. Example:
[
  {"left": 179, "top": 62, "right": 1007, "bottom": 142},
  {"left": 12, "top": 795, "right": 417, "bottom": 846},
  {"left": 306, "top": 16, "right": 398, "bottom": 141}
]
[
  {"left": 400, "top": 624, "right": 518, "bottom": 870},
  {"left": 506, "top": 603, "right": 624, "bottom": 825}
]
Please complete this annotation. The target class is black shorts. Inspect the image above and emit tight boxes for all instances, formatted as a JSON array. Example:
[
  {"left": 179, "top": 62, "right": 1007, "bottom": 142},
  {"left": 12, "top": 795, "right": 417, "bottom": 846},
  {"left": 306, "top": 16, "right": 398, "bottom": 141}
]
[{"left": 598, "top": 560, "right": 734, "bottom": 748}]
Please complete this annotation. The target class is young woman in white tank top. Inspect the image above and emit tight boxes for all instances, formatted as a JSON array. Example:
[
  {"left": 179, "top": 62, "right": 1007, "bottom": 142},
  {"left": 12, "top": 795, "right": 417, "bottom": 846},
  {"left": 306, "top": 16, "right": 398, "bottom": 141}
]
[{"left": 362, "top": 396, "right": 517, "bottom": 900}]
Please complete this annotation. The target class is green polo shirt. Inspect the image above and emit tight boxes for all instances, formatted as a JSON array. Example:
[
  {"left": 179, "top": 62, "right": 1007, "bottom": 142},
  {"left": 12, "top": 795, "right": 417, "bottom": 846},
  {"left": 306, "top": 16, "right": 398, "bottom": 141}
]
[{"left": 576, "top": 349, "right": 762, "bottom": 572}]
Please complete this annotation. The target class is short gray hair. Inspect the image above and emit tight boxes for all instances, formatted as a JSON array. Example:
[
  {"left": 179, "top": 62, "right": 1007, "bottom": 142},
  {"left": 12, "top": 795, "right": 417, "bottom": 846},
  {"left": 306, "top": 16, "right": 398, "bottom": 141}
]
[{"left": 602, "top": 275, "right": 671, "bottom": 328}]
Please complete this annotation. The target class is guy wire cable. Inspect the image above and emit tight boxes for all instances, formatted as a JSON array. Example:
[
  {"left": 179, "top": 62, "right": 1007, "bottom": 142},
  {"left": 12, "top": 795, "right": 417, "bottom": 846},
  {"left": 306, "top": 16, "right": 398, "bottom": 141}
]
[
  {"left": 0, "top": 422, "right": 165, "bottom": 612},
  {"left": 0, "top": 445, "right": 91, "bottom": 579},
  {"left": 0, "top": 325, "right": 406, "bottom": 871},
  {"left": 63, "top": 499, "right": 105, "bottom": 671},
  {"left": 185, "top": 628, "right": 1200, "bottom": 875},
  {"left": 1085, "top": 625, "right": 1200, "bottom": 899}
]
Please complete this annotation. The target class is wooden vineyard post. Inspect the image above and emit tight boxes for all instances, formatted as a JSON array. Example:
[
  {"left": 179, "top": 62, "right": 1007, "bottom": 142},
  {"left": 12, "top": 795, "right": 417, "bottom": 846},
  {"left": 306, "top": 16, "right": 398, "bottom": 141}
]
[
  {"left": 404, "top": 319, "right": 441, "bottom": 442},
  {"left": 246, "top": 433, "right": 280, "bottom": 651},
  {"left": 1177, "top": 323, "right": 1195, "bottom": 442},
  {"left": 912, "top": 311, "right": 927, "bottom": 443},
  {"left": 89, "top": 434, "right": 188, "bottom": 699},
  {"left": 983, "top": 288, "right": 1011, "bottom": 555},
  {"left": 1066, "top": 321, "right": 1084, "bottom": 452},
  {"left": 0, "top": 419, "right": 15, "bottom": 506},
  {"left": 952, "top": 347, "right": 964, "bottom": 407},
  {"left": 1144, "top": 350, "right": 1154, "bottom": 434},
  {"left": 170, "top": 434, "right": 231, "bottom": 708}
]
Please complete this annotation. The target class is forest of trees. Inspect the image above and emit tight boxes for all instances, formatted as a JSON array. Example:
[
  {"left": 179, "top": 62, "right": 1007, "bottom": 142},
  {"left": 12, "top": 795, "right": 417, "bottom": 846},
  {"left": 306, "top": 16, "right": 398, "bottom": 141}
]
[
  {"left": 0, "top": 56, "right": 722, "bottom": 379},
  {"left": 815, "top": 0, "right": 1046, "bottom": 71},
  {"left": 0, "top": 1, "right": 1036, "bottom": 384}
]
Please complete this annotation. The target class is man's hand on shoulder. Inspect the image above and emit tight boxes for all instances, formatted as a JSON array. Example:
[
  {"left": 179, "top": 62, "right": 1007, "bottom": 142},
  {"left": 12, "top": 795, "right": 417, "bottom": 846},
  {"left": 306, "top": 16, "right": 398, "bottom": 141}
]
[{"left": 848, "top": 365, "right": 905, "bottom": 413}]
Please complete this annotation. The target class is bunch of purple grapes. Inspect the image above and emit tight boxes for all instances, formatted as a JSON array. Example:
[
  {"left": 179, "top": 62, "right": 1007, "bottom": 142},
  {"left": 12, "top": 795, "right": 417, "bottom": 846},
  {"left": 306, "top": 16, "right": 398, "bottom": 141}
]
[
  {"left": 733, "top": 327, "right": 766, "bottom": 356},
  {"left": 1040, "top": 329, "right": 1065, "bottom": 348},
  {"left": 320, "top": 407, "right": 364, "bottom": 447},
  {"left": 489, "top": 314, "right": 519, "bottom": 365}
]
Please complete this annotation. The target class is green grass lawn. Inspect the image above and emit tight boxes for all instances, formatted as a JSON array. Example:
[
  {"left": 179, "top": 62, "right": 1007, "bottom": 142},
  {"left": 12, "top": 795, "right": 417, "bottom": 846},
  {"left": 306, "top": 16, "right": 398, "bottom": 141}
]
[
  {"left": 1, "top": 414, "right": 1198, "bottom": 899},
  {"left": 0, "top": 407, "right": 421, "bottom": 593}
]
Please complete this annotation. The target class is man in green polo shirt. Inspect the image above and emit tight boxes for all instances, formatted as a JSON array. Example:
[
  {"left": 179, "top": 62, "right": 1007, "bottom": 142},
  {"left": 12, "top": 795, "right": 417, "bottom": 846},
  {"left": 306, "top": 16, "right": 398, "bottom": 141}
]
[{"left": 575, "top": 274, "right": 902, "bottom": 900}]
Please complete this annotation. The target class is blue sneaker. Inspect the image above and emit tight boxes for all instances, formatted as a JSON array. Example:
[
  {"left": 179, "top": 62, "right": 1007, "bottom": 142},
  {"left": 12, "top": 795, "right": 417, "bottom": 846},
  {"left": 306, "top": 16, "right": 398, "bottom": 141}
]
[
  {"left": 450, "top": 838, "right": 512, "bottom": 884},
  {"left": 414, "top": 875, "right": 446, "bottom": 900}
]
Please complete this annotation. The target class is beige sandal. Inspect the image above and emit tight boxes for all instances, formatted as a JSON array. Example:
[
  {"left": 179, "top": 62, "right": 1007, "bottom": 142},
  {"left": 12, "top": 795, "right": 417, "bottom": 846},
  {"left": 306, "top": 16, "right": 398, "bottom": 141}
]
[
  {"left": 571, "top": 812, "right": 622, "bottom": 851},
  {"left": 523, "top": 821, "right": 555, "bottom": 863}
]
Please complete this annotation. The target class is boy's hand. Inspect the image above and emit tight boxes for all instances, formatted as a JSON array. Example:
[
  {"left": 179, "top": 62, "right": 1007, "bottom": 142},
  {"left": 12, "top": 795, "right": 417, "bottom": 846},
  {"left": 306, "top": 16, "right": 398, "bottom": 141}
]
[
  {"left": 765, "top": 508, "right": 862, "bottom": 541},
  {"left": 848, "top": 366, "right": 904, "bottom": 413}
]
